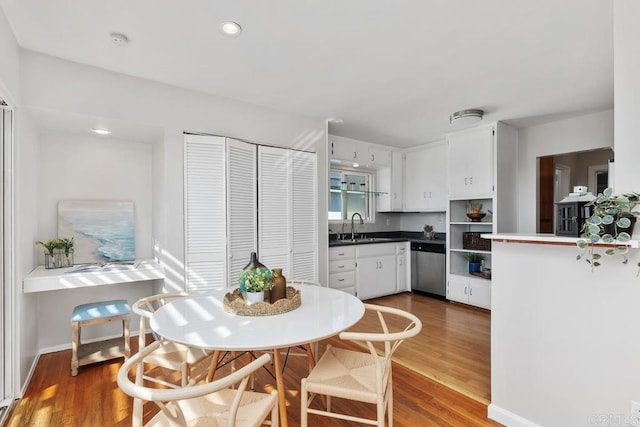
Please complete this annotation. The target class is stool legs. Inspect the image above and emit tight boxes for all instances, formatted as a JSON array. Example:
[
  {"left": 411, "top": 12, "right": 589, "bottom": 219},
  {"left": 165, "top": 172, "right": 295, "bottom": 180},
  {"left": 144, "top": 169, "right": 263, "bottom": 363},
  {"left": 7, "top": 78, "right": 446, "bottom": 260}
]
[
  {"left": 123, "top": 318, "right": 131, "bottom": 359},
  {"left": 71, "top": 321, "right": 79, "bottom": 376}
]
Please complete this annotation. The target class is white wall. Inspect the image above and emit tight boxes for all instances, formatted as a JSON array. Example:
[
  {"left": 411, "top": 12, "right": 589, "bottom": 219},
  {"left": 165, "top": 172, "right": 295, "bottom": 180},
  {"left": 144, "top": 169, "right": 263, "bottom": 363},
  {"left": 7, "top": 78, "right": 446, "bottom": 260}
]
[
  {"left": 0, "top": 5, "right": 20, "bottom": 104},
  {"left": 614, "top": 1, "right": 640, "bottom": 194},
  {"left": 14, "top": 111, "right": 39, "bottom": 396},
  {"left": 516, "top": 109, "right": 614, "bottom": 233},
  {"left": 34, "top": 131, "right": 156, "bottom": 349}
]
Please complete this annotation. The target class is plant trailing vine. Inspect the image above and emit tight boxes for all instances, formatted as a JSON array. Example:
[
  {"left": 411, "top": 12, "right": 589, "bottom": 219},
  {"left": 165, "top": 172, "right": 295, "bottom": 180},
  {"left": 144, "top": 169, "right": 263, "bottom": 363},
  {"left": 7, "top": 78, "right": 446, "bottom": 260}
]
[{"left": 576, "top": 187, "right": 640, "bottom": 271}]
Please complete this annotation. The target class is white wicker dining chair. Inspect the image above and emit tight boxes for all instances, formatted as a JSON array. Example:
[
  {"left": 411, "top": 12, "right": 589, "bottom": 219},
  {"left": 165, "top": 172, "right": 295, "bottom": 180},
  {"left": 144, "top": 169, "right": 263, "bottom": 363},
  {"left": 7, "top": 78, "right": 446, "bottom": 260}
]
[
  {"left": 133, "top": 293, "right": 216, "bottom": 389},
  {"left": 118, "top": 341, "right": 278, "bottom": 427},
  {"left": 300, "top": 303, "right": 422, "bottom": 427}
]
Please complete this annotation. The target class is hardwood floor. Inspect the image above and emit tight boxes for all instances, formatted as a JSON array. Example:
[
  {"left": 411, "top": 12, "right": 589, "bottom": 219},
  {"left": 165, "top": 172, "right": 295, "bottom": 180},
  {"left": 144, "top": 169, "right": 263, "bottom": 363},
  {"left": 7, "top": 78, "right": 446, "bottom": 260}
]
[{"left": 5, "top": 292, "right": 498, "bottom": 426}]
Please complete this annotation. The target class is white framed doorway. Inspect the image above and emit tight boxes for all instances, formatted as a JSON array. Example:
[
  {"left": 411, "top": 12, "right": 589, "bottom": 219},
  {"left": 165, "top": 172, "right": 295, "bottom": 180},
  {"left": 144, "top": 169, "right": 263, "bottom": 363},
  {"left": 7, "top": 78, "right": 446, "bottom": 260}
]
[{"left": 0, "top": 100, "right": 14, "bottom": 420}]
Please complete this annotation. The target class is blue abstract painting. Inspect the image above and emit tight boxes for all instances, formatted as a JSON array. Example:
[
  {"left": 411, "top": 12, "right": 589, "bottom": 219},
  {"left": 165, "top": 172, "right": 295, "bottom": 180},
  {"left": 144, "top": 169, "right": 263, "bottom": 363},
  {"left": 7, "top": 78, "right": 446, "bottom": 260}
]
[{"left": 58, "top": 200, "right": 135, "bottom": 263}]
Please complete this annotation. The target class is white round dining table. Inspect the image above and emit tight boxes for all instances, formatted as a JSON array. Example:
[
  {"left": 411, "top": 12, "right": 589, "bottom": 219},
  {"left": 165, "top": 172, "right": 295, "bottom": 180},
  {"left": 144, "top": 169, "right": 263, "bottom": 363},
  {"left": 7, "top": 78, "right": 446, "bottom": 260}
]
[{"left": 150, "top": 284, "right": 365, "bottom": 427}]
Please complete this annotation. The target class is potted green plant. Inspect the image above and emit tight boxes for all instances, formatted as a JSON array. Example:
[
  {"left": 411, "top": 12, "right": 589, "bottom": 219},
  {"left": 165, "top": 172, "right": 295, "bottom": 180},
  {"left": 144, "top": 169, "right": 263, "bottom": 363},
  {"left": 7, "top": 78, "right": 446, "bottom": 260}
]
[
  {"left": 576, "top": 187, "right": 640, "bottom": 270},
  {"left": 466, "top": 253, "right": 485, "bottom": 273},
  {"left": 239, "top": 267, "right": 274, "bottom": 304},
  {"left": 35, "top": 237, "right": 75, "bottom": 268}
]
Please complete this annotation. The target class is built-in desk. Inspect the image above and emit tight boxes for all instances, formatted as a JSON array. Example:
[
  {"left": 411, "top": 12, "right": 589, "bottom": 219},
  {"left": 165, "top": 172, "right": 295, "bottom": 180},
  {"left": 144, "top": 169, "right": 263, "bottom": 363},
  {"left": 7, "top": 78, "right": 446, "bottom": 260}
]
[{"left": 23, "top": 259, "right": 165, "bottom": 293}]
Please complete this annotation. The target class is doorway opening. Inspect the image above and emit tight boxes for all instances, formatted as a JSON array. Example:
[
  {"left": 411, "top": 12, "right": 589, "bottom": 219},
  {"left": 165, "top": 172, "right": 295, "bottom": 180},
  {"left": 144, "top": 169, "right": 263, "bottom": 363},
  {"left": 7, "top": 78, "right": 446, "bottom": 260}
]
[{"left": 537, "top": 147, "right": 614, "bottom": 234}]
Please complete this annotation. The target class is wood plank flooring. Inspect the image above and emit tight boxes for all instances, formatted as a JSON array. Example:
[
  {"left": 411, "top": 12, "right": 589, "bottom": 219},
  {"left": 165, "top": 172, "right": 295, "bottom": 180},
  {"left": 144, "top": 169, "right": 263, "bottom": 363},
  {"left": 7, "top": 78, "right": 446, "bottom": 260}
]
[{"left": 5, "top": 292, "right": 498, "bottom": 426}]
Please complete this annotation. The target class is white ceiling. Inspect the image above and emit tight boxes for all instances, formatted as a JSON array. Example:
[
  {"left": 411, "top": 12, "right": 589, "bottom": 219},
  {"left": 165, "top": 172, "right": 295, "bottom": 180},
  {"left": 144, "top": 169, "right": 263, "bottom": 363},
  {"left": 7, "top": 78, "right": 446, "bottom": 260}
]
[{"left": 0, "top": 0, "right": 613, "bottom": 148}]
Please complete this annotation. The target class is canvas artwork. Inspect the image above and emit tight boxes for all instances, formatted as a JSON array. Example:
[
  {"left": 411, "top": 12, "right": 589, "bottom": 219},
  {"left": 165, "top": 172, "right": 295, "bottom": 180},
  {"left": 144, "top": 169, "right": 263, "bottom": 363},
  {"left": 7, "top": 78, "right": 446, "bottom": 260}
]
[{"left": 58, "top": 200, "right": 135, "bottom": 264}]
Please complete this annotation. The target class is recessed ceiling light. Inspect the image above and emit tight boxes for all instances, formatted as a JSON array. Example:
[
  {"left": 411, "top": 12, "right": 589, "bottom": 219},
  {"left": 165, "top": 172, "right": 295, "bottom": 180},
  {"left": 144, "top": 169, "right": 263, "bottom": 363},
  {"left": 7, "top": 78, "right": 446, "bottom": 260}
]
[
  {"left": 220, "top": 21, "right": 242, "bottom": 37},
  {"left": 110, "top": 32, "right": 129, "bottom": 46},
  {"left": 91, "top": 128, "right": 111, "bottom": 135},
  {"left": 449, "top": 109, "right": 484, "bottom": 126}
]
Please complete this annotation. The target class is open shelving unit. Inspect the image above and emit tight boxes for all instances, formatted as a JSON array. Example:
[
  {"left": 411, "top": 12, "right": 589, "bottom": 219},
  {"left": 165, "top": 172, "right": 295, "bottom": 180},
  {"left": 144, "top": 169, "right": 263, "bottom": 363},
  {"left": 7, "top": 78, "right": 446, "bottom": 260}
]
[{"left": 448, "top": 198, "right": 494, "bottom": 277}]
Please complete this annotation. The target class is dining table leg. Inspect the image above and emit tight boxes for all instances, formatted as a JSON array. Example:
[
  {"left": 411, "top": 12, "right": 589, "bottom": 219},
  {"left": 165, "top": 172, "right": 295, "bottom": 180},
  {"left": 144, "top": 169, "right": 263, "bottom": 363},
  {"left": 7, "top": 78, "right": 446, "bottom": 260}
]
[
  {"left": 205, "top": 350, "right": 222, "bottom": 383},
  {"left": 273, "top": 348, "right": 288, "bottom": 427}
]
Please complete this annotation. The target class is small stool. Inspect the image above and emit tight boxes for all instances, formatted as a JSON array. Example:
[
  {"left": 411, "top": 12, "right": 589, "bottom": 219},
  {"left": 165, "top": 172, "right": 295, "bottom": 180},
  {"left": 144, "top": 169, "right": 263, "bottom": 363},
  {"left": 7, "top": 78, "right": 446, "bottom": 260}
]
[{"left": 71, "top": 299, "right": 131, "bottom": 376}]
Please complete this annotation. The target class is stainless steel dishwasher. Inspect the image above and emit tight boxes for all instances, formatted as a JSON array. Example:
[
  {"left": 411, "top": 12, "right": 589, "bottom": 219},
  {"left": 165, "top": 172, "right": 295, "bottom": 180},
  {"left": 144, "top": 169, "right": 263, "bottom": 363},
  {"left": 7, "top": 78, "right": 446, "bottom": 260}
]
[{"left": 411, "top": 241, "right": 446, "bottom": 297}]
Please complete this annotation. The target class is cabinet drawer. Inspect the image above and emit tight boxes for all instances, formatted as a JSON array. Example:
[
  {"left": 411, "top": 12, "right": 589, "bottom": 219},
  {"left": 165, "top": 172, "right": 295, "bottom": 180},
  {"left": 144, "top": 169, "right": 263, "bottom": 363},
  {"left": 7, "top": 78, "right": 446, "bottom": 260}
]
[
  {"left": 356, "top": 243, "right": 396, "bottom": 258},
  {"left": 329, "top": 271, "right": 356, "bottom": 289},
  {"left": 329, "top": 246, "right": 356, "bottom": 260},
  {"left": 329, "top": 259, "right": 356, "bottom": 274}
]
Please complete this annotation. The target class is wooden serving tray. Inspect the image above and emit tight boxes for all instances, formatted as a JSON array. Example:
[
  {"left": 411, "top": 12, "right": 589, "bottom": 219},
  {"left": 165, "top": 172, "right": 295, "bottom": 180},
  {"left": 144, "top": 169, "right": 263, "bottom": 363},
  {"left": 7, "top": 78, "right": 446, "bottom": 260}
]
[{"left": 223, "top": 286, "right": 301, "bottom": 316}]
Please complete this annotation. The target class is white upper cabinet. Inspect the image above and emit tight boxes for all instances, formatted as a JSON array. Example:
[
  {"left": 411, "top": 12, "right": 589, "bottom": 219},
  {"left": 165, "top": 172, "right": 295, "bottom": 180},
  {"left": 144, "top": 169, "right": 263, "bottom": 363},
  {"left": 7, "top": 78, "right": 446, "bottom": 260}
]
[
  {"left": 330, "top": 135, "right": 389, "bottom": 168},
  {"left": 447, "top": 127, "right": 494, "bottom": 199},
  {"left": 376, "top": 150, "right": 403, "bottom": 212},
  {"left": 404, "top": 141, "right": 446, "bottom": 211},
  {"left": 367, "top": 145, "right": 390, "bottom": 167},
  {"left": 330, "top": 135, "right": 366, "bottom": 163}
]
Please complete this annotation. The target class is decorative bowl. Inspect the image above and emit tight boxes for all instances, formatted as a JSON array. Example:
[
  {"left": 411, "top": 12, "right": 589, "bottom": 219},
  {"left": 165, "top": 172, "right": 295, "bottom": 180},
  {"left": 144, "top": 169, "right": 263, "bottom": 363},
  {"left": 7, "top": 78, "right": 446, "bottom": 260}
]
[{"left": 466, "top": 212, "right": 486, "bottom": 222}]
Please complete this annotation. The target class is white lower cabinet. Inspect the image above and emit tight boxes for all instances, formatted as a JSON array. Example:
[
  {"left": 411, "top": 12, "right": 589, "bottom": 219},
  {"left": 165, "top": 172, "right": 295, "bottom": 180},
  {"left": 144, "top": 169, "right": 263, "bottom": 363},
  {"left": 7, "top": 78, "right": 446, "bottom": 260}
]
[
  {"left": 356, "top": 243, "right": 397, "bottom": 300},
  {"left": 447, "top": 274, "right": 491, "bottom": 310},
  {"left": 328, "top": 246, "right": 356, "bottom": 295},
  {"left": 330, "top": 242, "right": 410, "bottom": 300}
]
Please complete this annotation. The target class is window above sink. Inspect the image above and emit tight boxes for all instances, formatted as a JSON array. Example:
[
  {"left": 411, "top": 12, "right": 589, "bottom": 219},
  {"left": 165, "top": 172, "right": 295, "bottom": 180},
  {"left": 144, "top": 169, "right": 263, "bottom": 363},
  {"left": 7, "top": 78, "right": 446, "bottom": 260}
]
[{"left": 329, "top": 169, "right": 374, "bottom": 222}]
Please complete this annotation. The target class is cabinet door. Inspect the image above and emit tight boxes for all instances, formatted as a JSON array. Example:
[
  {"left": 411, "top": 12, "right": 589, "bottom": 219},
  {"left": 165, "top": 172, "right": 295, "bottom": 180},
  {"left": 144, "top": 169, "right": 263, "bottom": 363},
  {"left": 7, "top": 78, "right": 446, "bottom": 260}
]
[
  {"left": 258, "top": 146, "right": 292, "bottom": 276},
  {"left": 446, "top": 275, "right": 468, "bottom": 304},
  {"left": 469, "top": 279, "right": 491, "bottom": 309},
  {"left": 448, "top": 128, "right": 493, "bottom": 198},
  {"left": 330, "top": 136, "right": 365, "bottom": 163},
  {"left": 227, "top": 139, "right": 257, "bottom": 288},
  {"left": 357, "top": 255, "right": 397, "bottom": 300},
  {"left": 423, "top": 142, "right": 446, "bottom": 210},
  {"left": 368, "top": 146, "right": 390, "bottom": 167},
  {"left": 404, "top": 148, "right": 430, "bottom": 211},
  {"left": 375, "top": 151, "right": 403, "bottom": 212},
  {"left": 291, "top": 150, "right": 317, "bottom": 280},
  {"left": 184, "top": 135, "right": 227, "bottom": 291},
  {"left": 404, "top": 143, "right": 446, "bottom": 211},
  {"left": 397, "top": 254, "right": 407, "bottom": 292},
  {"left": 390, "top": 151, "right": 404, "bottom": 210}
]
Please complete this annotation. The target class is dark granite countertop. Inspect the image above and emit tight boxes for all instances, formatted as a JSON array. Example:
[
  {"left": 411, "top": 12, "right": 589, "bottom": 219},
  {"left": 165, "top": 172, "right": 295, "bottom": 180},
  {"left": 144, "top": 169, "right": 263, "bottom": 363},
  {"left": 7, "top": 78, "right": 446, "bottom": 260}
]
[{"left": 328, "top": 231, "right": 446, "bottom": 247}]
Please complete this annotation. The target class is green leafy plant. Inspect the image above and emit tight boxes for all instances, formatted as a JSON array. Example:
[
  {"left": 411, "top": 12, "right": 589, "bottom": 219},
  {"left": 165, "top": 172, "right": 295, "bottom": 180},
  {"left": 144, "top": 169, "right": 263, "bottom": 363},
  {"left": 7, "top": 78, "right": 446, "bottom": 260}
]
[
  {"left": 35, "top": 239, "right": 61, "bottom": 255},
  {"left": 240, "top": 267, "right": 274, "bottom": 293},
  {"left": 466, "top": 253, "right": 485, "bottom": 263},
  {"left": 576, "top": 187, "right": 640, "bottom": 271}
]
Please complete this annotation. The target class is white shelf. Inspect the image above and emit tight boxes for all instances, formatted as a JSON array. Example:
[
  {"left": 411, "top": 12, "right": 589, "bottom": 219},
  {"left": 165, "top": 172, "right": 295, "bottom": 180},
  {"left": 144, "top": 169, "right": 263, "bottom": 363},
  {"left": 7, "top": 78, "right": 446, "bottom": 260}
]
[
  {"left": 450, "top": 248, "right": 492, "bottom": 255},
  {"left": 485, "top": 233, "right": 640, "bottom": 248},
  {"left": 23, "top": 259, "right": 165, "bottom": 293},
  {"left": 450, "top": 221, "right": 493, "bottom": 226}
]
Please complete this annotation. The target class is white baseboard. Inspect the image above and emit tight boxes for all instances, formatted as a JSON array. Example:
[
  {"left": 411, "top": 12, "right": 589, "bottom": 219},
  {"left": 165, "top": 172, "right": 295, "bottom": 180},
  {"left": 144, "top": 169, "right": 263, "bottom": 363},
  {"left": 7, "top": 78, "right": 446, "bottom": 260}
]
[
  {"left": 19, "top": 352, "right": 40, "bottom": 398},
  {"left": 18, "top": 330, "right": 143, "bottom": 400},
  {"left": 488, "top": 403, "right": 542, "bottom": 427}
]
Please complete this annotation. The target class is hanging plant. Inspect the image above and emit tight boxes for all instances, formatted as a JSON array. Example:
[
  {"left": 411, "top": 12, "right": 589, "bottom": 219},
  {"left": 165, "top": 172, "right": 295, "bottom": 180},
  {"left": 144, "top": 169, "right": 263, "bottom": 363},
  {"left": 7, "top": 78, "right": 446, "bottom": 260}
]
[{"left": 576, "top": 187, "right": 640, "bottom": 271}]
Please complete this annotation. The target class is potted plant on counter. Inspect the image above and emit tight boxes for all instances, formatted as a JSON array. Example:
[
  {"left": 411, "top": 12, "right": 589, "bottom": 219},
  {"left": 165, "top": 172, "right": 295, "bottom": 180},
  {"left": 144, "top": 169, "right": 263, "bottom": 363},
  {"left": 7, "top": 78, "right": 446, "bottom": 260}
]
[{"left": 576, "top": 187, "right": 640, "bottom": 271}]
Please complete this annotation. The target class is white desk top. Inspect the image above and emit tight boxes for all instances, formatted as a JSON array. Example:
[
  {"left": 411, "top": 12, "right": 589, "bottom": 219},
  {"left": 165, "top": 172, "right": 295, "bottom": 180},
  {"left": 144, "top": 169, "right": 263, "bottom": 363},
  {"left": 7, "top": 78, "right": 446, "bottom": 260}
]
[
  {"left": 150, "top": 285, "right": 365, "bottom": 351},
  {"left": 23, "top": 259, "right": 165, "bottom": 293}
]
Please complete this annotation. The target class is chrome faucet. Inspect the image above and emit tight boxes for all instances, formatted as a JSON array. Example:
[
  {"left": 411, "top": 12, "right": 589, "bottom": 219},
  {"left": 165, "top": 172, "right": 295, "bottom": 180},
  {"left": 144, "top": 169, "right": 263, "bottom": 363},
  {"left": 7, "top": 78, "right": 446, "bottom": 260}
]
[{"left": 351, "top": 212, "right": 364, "bottom": 240}]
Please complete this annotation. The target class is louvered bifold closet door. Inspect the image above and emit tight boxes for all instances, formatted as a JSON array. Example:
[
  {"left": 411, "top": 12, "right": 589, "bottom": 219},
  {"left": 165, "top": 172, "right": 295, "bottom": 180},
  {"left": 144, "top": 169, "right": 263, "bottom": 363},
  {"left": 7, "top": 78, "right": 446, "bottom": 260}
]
[
  {"left": 227, "top": 138, "right": 257, "bottom": 288},
  {"left": 258, "top": 146, "right": 292, "bottom": 276},
  {"left": 291, "top": 150, "right": 317, "bottom": 281},
  {"left": 184, "top": 134, "right": 227, "bottom": 291}
]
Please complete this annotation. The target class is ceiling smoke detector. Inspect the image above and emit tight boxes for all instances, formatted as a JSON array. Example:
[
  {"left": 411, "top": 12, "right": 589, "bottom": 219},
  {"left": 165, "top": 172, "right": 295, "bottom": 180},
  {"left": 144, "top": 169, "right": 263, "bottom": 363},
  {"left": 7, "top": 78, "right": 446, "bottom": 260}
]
[
  {"left": 449, "top": 109, "right": 484, "bottom": 126},
  {"left": 110, "top": 32, "right": 129, "bottom": 46}
]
